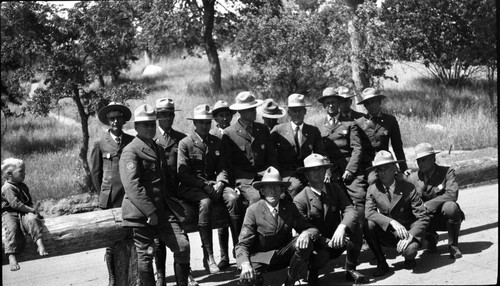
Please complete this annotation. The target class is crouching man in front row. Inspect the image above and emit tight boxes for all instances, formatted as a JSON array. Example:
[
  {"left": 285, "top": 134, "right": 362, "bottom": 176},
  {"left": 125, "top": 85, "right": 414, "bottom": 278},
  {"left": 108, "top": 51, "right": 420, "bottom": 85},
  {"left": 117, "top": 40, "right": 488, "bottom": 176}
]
[
  {"left": 236, "top": 167, "right": 319, "bottom": 286},
  {"left": 293, "top": 154, "right": 368, "bottom": 285},
  {"left": 364, "top": 151, "right": 430, "bottom": 277}
]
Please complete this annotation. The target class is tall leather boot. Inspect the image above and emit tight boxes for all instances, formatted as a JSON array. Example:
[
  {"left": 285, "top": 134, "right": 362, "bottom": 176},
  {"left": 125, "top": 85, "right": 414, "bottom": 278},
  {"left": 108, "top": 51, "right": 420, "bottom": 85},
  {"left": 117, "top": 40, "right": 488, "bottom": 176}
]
[
  {"left": 104, "top": 247, "right": 116, "bottom": 286},
  {"left": 365, "top": 238, "right": 389, "bottom": 277},
  {"left": 154, "top": 241, "right": 167, "bottom": 286},
  {"left": 230, "top": 217, "right": 242, "bottom": 258},
  {"left": 199, "top": 226, "right": 220, "bottom": 274},
  {"left": 447, "top": 221, "right": 463, "bottom": 259},
  {"left": 218, "top": 227, "right": 230, "bottom": 269},
  {"left": 138, "top": 270, "right": 156, "bottom": 286},
  {"left": 345, "top": 241, "right": 369, "bottom": 283},
  {"left": 173, "top": 262, "right": 190, "bottom": 286}
]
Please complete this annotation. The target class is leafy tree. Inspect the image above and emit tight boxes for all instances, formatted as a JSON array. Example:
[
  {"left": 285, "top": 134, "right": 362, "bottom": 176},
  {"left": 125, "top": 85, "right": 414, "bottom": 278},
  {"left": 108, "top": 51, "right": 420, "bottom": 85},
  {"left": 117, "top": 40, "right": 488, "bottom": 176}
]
[
  {"left": 1, "top": 2, "right": 147, "bottom": 190},
  {"left": 381, "top": 0, "right": 497, "bottom": 88},
  {"left": 134, "top": 0, "right": 281, "bottom": 95}
]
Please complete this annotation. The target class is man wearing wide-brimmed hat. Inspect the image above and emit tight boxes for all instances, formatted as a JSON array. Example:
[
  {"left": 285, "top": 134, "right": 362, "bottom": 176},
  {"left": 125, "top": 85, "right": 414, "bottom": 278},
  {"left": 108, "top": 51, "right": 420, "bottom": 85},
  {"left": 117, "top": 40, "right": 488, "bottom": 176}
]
[
  {"left": 270, "top": 93, "right": 325, "bottom": 199},
  {"left": 405, "top": 142, "right": 464, "bottom": 259},
  {"left": 119, "top": 104, "right": 192, "bottom": 286},
  {"left": 293, "top": 153, "right": 368, "bottom": 284},
  {"left": 90, "top": 102, "right": 134, "bottom": 285},
  {"left": 258, "top": 98, "right": 286, "bottom": 131},
  {"left": 353, "top": 88, "right": 408, "bottom": 182},
  {"left": 212, "top": 100, "right": 235, "bottom": 139},
  {"left": 177, "top": 105, "right": 243, "bottom": 274},
  {"left": 315, "top": 86, "right": 368, "bottom": 232},
  {"left": 220, "top": 91, "right": 278, "bottom": 205},
  {"left": 236, "top": 166, "right": 319, "bottom": 286},
  {"left": 364, "top": 151, "right": 429, "bottom": 277}
]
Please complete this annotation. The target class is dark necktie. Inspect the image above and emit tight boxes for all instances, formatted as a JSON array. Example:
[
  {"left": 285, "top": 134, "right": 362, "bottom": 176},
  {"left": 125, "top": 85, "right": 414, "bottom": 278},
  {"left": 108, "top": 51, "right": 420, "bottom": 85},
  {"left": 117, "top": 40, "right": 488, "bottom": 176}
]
[
  {"left": 246, "top": 124, "right": 253, "bottom": 136},
  {"left": 294, "top": 126, "right": 301, "bottom": 156},
  {"left": 386, "top": 186, "right": 392, "bottom": 202},
  {"left": 115, "top": 137, "right": 121, "bottom": 146}
]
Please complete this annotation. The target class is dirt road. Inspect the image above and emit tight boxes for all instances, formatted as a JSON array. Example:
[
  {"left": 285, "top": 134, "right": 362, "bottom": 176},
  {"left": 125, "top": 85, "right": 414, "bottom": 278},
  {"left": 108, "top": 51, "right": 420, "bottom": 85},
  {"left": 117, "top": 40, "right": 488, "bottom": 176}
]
[{"left": 3, "top": 182, "right": 498, "bottom": 285}]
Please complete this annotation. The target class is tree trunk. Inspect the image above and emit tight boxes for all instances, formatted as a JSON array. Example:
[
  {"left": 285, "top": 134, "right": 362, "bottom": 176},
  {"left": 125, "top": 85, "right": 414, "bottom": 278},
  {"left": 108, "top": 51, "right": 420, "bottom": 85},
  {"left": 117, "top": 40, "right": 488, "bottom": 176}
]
[
  {"left": 98, "top": 74, "right": 106, "bottom": 88},
  {"left": 72, "top": 86, "right": 93, "bottom": 191},
  {"left": 347, "top": 19, "right": 369, "bottom": 114},
  {"left": 202, "top": 0, "right": 223, "bottom": 95}
]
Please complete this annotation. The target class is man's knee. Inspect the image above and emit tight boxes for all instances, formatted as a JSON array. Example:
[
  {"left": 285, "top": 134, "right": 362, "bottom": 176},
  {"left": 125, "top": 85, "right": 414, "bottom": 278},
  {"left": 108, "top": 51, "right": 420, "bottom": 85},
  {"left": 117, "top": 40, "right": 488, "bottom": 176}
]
[
  {"left": 309, "top": 248, "right": 330, "bottom": 269},
  {"left": 136, "top": 245, "right": 155, "bottom": 272},
  {"left": 402, "top": 241, "right": 419, "bottom": 259},
  {"left": 441, "top": 201, "right": 461, "bottom": 222}
]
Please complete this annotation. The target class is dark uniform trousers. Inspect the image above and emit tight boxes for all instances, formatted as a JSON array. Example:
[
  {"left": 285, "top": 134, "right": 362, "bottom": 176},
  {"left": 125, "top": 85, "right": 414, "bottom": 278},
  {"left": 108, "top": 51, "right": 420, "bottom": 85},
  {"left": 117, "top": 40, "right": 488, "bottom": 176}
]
[
  {"left": 119, "top": 137, "right": 190, "bottom": 285},
  {"left": 235, "top": 200, "right": 319, "bottom": 284},
  {"left": 364, "top": 180, "right": 429, "bottom": 263},
  {"left": 293, "top": 184, "right": 362, "bottom": 271},
  {"left": 90, "top": 131, "right": 134, "bottom": 209},
  {"left": 220, "top": 121, "right": 278, "bottom": 205},
  {"left": 271, "top": 122, "right": 325, "bottom": 199}
]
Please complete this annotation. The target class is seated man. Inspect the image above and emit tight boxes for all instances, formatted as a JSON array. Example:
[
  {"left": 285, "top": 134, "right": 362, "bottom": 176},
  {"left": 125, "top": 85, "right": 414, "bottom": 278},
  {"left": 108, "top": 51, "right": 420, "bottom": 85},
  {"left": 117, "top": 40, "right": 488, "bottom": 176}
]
[
  {"left": 177, "top": 105, "right": 243, "bottom": 274},
  {"left": 406, "top": 142, "right": 464, "bottom": 258},
  {"left": 236, "top": 167, "right": 319, "bottom": 286},
  {"left": 293, "top": 153, "right": 368, "bottom": 284},
  {"left": 364, "top": 151, "right": 430, "bottom": 277}
]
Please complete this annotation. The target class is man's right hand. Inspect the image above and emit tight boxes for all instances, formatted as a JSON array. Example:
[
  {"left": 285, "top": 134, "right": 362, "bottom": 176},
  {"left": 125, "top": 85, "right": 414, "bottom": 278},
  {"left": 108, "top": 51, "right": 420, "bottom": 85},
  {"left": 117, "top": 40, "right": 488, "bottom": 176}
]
[
  {"left": 147, "top": 212, "right": 158, "bottom": 226},
  {"left": 239, "top": 262, "right": 255, "bottom": 284},
  {"left": 390, "top": 220, "right": 409, "bottom": 239}
]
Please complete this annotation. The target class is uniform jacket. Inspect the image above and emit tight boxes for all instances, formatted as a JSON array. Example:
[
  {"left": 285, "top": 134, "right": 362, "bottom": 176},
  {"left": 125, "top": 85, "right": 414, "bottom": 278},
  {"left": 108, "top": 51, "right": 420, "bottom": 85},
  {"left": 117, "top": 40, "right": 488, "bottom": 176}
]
[
  {"left": 354, "top": 113, "right": 408, "bottom": 171},
  {"left": 406, "top": 164, "right": 459, "bottom": 213},
  {"left": 211, "top": 126, "right": 225, "bottom": 139},
  {"left": 365, "top": 179, "right": 429, "bottom": 239},
  {"left": 235, "top": 199, "right": 319, "bottom": 266},
  {"left": 270, "top": 122, "right": 325, "bottom": 175},
  {"left": 90, "top": 131, "right": 134, "bottom": 209},
  {"left": 119, "top": 137, "right": 185, "bottom": 228},
  {"left": 177, "top": 131, "right": 228, "bottom": 194},
  {"left": 293, "top": 183, "right": 357, "bottom": 240},
  {"left": 316, "top": 116, "right": 362, "bottom": 175},
  {"left": 155, "top": 128, "right": 186, "bottom": 180},
  {"left": 220, "top": 121, "right": 278, "bottom": 186},
  {"left": 1, "top": 182, "right": 33, "bottom": 213}
]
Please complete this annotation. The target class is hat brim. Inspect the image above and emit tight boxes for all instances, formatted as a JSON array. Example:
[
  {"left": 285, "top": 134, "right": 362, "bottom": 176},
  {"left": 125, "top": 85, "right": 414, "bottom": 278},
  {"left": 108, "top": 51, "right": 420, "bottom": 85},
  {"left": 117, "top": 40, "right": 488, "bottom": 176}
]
[
  {"left": 296, "top": 163, "right": 333, "bottom": 173},
  {"left": 230, "top": 100, "right": 263, "bottom": 111},
  {"left": 366, "top": 159, "right": 405, "bottom": 172},
  {"left": 415, "top": 151, "right": 441, "bottom": 160},
  {"left": 213, "top": 107, "right": 236, "bottom": 116},
  {"left": 318, "top": 94, "right": 354, "bottom": 103},
  {"left": 253, "top": 181, "right": 291, "bottom": 190},
  {"left": 186, "top": 117, "right": 213, "bottom": 121},
  {"left": 357, "top": 95, "right": 386, "bottom": 105},
  {"left": 260, "top": 107, "right": 286, "bottom": 119},
  {"left": 98, "top": 104, "right": 132, "bottom": 125},
  {"left": 286, "top": 104, "right": 312, "bottom": 108}
]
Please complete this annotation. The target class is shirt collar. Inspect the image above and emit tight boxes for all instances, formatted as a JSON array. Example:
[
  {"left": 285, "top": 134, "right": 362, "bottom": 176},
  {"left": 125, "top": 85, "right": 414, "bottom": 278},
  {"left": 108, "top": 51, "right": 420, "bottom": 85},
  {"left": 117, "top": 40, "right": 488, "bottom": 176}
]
[
  {"left": 310, "top": 186, "right": 325, "bottom": 197},
  {"left": 194, "top": 131, "right": 205, "bottom": 143},
  {"left": 265, "top": 201, "right": 279, "bottom": 213},
  {"left": 158, "top": 126, "right": 171, "bottom": 136},
  {"left": 291, "top": 121, "right": 304, "bottom": 130},
  {"left": 238, "top": 119, "right": 253, "bottom": 131},
  {"left": 109, "top": 131, "right": 121, "bottom": 141}
]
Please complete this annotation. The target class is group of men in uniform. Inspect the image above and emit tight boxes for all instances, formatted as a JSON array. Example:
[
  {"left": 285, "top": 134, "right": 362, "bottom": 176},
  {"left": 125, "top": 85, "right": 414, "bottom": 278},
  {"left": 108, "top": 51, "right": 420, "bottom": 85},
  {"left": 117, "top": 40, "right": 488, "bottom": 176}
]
[{"left": 90, "top": 86, "right": 464, "bottom": 286}]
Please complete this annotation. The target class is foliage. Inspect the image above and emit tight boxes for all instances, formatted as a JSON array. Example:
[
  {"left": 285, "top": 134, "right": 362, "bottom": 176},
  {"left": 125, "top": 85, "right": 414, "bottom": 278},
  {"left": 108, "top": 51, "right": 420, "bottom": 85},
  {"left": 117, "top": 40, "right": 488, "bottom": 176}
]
[{"left": 381, "top": 0, "right": 497, "bottom": 87}]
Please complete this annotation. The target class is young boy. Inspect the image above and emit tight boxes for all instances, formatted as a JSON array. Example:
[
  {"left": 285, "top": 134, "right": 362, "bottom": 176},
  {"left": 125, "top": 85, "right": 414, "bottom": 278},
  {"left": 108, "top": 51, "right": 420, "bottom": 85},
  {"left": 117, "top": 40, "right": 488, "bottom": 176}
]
[{"left": 2, "top": 158, "right": 48, "bottom": 271}]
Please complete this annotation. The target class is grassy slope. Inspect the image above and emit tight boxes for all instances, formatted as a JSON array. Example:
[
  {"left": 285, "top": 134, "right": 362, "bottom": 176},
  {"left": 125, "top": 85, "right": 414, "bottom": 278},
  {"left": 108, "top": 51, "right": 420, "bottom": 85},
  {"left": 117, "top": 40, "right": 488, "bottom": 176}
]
[{"left": 1, "top": 54, "right": 497, "bottom": 208}]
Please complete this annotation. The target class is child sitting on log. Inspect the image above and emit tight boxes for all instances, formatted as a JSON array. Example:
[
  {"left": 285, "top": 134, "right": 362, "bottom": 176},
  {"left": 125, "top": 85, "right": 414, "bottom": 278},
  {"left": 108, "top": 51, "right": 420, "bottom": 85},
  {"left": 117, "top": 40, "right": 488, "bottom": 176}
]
[{"left": 2, "top": 158, "right": 48, "bottom": 271}]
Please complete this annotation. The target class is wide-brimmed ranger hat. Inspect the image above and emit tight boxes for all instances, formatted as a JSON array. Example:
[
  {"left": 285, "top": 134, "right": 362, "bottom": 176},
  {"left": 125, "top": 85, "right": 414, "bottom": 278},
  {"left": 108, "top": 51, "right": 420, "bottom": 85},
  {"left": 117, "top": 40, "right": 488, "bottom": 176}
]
[
  {"left": 212, "top": 100, "right": 236, "bottom": 116},
  {"left": 133, "top": 104, "right": 157, "bottom": 122},
  {"left": 156, "top": 98, "right": 180, "bottom": 119},
  {"left": 97, "top": 102, "right": 132, "bottom": 125},
  {"left": 415, "top": 142, "right": 441, "bottom": 159},
  {"left": 253, "top": 166, "right": 291, "bottom": 190},
  {"left": 287, "top": 93, "right": 312, "bottom": 108},
  {"left": 297, "top": 153, "right": 333, "bottom": 173},
  {"left": 260, "top": 99, "right": 286, "bottom": 119},
  {"left": 230, "top": 91, "right": 263, "bottom": 111},
  {"left": 318, "top": 86, "right": 355, "bottom": 103},
  {"left": 367, "top": 150, "right": 404, "bottom": 171},
  {"left": 357, "top": 88, "right": 386, "bottom": 105},
  {"left": 186, "top": 104, "right": 213, "bottom": 121}
]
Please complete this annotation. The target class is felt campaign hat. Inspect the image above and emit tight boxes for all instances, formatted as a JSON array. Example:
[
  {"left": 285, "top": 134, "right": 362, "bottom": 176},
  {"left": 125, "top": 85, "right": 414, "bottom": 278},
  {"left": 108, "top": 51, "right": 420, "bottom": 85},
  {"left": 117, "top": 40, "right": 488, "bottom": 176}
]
[
  {"left": 415, "top": 142, "right": 441, "bottom": 159},
  {"left": 367, "top": 150, "right": 404, "bottom": 171},
  {"left": 212, "top": 100, "right": 236, "bottom": 116},
  {"left": 133, "top": 104, "right": 157, "bottom": 122},
  {"left": 297, "top": 153, "right": 333, "bottom": 173},
  {"left": 186, "top": 104, "right": 214, "bottom": 121},
  {"left": 286, "top": 93, "right": 312, "bottom": 107},
  {"left": 253, "top": 166, "right": 291, "bottom": 190},
  {"left": 229, "top": 91, "right": 263, "bottom": 111},
  {"left": 260, "top": 98, "right": 286, "bottom": 119},
  {"left": 357, "top": 87, "right": 386, "bottom": 105},
  {"left": 318, "top": 86, "right": 355, "bottom": 103},
  {"left": 97, "top": 102, "right": 132, "bottom": 125}
]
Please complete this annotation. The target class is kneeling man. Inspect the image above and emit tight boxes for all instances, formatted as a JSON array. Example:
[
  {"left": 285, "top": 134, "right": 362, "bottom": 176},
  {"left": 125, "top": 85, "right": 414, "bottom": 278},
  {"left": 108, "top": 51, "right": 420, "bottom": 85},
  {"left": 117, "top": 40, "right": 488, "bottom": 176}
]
[{"left": 235, "top": 167, "right": 319, "bottom": 286}]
